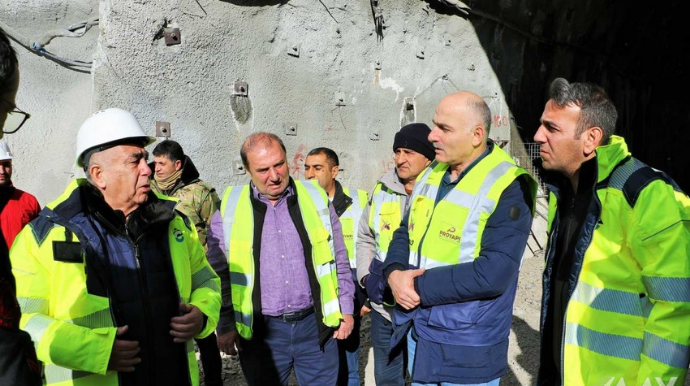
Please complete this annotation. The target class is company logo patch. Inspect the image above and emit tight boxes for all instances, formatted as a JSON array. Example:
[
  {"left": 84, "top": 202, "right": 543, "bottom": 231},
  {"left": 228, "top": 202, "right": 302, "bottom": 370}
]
[
  {"left": 173, "top": 228, "right": 184, "bottom": 242},
  {"left": 438, "top": 226, "right": 461, "bottom": 243}
]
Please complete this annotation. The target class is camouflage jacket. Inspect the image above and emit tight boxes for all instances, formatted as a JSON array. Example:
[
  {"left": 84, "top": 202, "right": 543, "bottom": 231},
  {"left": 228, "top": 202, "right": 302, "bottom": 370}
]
[{"left": 150, "top": 156, "right": 221, "bottom": 247}]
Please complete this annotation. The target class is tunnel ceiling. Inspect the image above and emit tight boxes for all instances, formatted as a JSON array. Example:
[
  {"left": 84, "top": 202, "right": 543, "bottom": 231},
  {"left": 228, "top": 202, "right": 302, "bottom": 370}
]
[{"left": 428, "top": 0, "right": 690, "bottom": 190}]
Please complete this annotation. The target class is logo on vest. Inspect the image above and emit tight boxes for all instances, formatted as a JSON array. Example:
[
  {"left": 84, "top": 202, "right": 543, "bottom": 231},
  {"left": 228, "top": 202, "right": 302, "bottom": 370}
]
[
  {"left": 173, "top": 228, "right": 184, "bottom": 242},
  {"left": 438, "top": 226, "right": 461, "bottom": 243},
  {"left": 381, "top": 219, "right": 391, "bottom": 231}
]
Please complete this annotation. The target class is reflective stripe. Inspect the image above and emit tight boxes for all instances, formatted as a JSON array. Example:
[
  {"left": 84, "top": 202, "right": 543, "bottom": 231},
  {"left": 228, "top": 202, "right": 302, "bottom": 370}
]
[
  {"left": 230, "top": 271, "right": 252, "bottom": 287},
  {"left": 642, "top": 331, "right": 690, "bottom": 369},
  {"left": 222, "top": 187, "right": 245, "bottom": 255},
  {"left": 315, "top": 262, "right": 335, "bottom": 279},
  {"left": 565, "top": 322, "right": 642, "bottom": 361},
  {"left": 570, "top": 282, "right": 643, "bottom": 316},
  {"left": 409, "top": 250, "right": 419, "bottom": 267},
  {"left": 193, "top": 265, "right": 221, "bottom": 292},
  {"left": 23, "top": 314, "right": 53, "bottom": 343},
  {"left": 234, "top": 310, "right": 252, "bottom": 328},
  {"left": 300, "top": 180, "right": 335, "bottom": 256},
  {"left": 458, "top": 161, "right": 513, "bottom": 262},
  {"left": 643, "top": 276, "right": 690, "bottom": 302},
  {"left": 322, "top": 298, "right": 340, "bottom": 317},
  {"left": 44, "top": 364, "right": 93, "bottom": 384},
  {"left": 70, "top": 308, "right": 113, "bottom": 329},
  {"left": 187, "top": 340, "right": 195, "bottom": 354},
  {"left": 17, "top": 297, "right": 48, "bottom": 314}
]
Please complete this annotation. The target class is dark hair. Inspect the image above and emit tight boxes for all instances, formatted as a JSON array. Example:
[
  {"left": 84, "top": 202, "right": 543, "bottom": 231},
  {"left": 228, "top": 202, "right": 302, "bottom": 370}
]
[
  {"left": 240, "top": 132, "right": 287, "bottom": 169},
  {"left": 152, "top": 140, "right": 185, "bottom": 163},
  {"left": 469, "top": 98, "right": 492, "bottom": 138},
  {"left": 0, "top": 28, "right": 18, "bottom": 93},
  {"left": 549, "top": 78, "right": 617, "bottom": 141},
  {"left": 307, "top": 147, "right": 339, "bottom": 168}
]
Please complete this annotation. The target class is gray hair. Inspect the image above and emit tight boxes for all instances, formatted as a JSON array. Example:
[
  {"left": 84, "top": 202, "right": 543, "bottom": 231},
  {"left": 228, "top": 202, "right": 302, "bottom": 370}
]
[{"left": 549, "top": 78, "right": 617, "bottom": 142}]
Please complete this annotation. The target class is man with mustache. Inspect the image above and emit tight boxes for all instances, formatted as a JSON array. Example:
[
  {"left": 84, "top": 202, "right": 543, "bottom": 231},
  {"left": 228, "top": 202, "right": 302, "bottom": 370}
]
[
  {"left": 356, "top": 122, "right": 434, "bottom": 385},
  {"left": 382, "top": 92, "right": 537, "bottom": 386},
  {"left": 11, "top": 108, "right": 221, "bottom": 386},
  {"left": 207, "top": 132, "right": 355, "bottom": 386}
]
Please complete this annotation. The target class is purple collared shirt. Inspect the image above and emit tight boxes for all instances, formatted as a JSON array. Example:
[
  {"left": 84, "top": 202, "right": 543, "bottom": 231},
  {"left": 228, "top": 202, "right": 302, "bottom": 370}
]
[{"left": 207, "top": 182, "right": 354, "bottom": 333}]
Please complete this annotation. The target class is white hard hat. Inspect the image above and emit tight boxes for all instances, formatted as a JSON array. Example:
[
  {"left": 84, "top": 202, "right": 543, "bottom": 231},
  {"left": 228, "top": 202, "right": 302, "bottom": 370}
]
[
  {"left": 76, "top": 108, "right": 155, "bottom": 167},
  {"left": 0, "top": 141, "right": 13, "bottom": 161}
]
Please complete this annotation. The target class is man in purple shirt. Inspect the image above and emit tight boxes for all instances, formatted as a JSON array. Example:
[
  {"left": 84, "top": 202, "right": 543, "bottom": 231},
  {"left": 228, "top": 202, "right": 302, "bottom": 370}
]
[{"left": 207, "top": 132, "right": 355, "bottom": 385}]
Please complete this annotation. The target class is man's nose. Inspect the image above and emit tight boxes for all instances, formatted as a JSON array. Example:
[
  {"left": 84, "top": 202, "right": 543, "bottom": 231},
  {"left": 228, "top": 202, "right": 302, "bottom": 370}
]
[{"left": 534, "top": 126, "right": 546, "bottom": 142}]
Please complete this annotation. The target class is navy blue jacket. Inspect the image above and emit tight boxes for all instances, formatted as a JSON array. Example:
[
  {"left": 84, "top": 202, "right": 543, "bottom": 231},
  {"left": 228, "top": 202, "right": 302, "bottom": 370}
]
[{"left": 381, "top": 148, "right": 534, "bottom": 384}]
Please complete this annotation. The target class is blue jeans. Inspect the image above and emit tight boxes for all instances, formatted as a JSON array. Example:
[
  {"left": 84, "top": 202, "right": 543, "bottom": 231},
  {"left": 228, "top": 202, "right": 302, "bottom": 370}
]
[
  {"left": 338, "top": 313, "right": 361, "bottom": 386},
  {"left": 408, "top": 331, "right": 500, "bottom": 386},
  {"left": 370, "top": 309, "right": 405, "bottom": 386},
  {"left": 239, "top": 313, "right": 338, "bottom": 386}
]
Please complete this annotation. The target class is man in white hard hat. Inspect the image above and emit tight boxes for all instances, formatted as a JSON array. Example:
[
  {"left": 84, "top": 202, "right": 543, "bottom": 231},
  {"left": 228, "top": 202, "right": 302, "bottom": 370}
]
[
  {"left": 0, "top": 140, "right": 40, "bottom": 250},
  {"left": 10, "top": 108, "right": 222, "bottom": 386}
]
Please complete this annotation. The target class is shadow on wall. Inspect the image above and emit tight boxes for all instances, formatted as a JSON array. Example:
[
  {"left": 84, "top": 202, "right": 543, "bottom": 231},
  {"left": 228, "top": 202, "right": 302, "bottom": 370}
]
[{"left": 218, "top": 0, "right": 290, "bottom": 6}]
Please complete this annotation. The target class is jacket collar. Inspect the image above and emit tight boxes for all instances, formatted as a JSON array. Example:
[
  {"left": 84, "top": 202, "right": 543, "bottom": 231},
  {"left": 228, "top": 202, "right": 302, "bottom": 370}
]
[
  {"left": 148, "top": 155, "right": 202, "bottom": 194},
  {"left": 539, "top": 135, "right": 631, "bottom": 195},
  {"left": 331, "top": 180, "right": 352, "bottom": 217}
]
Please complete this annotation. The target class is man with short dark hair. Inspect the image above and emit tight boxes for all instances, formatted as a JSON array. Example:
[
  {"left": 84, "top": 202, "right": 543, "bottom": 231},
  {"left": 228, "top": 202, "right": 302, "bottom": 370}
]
[
  {"left": 149, "top": 139, "right": 223, "bottom": 386},
  {"left": 11, "top": 108, "right": 221, "bottom": 386},
  {"left": 0, "top": 27, "right": 41, "bottom": 386},
  {"left": 207, "top": 132, "right": 355, "bottom": 386},
  {"left": 535, "top": 78, "right": 690, "bottom": 386},
  {"left": 305, "top": 146, "right": 368, "bottom": 386}
]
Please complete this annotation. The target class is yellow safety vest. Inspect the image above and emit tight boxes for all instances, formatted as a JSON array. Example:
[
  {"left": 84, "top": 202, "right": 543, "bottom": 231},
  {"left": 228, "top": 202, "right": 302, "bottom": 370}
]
[
  {"left": 220, "top": 180, "right": 343, "bottom": 339},
  {"left": 12, "top": 179, "right": 220, "bottom": 386},
  {"left": 340, "top": 187, "right": 368, "bottom": 268},
  {"left": 544, "top": 136, "right": 690, "bottom": 385},
  {"left": 368, "top": 182, "right": 404, "bottom": 262},
  {"left": 408, "top": 145, "right": 535, "bottom": 268}
]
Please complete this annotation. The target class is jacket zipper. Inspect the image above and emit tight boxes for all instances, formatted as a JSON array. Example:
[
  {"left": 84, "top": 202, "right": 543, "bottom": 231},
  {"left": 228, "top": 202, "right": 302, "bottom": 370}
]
[
  {"left": 126, "top": 225, "right": 157, "bottom": 386},
  {"left": 559, "top": 192, "right": 602, "bottom": 384}
]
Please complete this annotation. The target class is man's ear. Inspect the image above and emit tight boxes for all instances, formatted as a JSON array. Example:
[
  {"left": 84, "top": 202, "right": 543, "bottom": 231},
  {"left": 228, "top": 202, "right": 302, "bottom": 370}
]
[
  {"left": 583, "top": 126, "right": 603, "bottom": 156},
  {"left": 174, "top": 159, "right": 182, "bottom": 171},
  {"left": 331, "top": 166, "right": 339, "bottom": 179},
  {"left": 89, "top": 164, "right": 107, "bottom": 190},
  {"left": 472, "top": 125, "right": 485, "bottom": 147}
]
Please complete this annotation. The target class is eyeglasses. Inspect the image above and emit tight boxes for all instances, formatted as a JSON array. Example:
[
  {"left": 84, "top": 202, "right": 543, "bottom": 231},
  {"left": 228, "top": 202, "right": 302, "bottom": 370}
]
[{"left": 3, "top": 108, "right": 30, "bottom": 134}]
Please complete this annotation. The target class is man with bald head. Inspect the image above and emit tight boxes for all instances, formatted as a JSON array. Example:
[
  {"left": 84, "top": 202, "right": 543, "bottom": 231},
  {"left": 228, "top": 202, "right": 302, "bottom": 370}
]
[
  {"left": 382, "top": 92, "right": 537, "bottom": 385},
  {"left": 206, "top": 132, "right": 355, "bottom": 385}
]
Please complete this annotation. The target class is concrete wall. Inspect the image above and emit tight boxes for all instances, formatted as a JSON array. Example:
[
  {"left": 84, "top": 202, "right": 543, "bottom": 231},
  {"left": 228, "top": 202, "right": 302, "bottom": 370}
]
[{"left": 3, "top": 0, "right": 518, "bottom": 204}]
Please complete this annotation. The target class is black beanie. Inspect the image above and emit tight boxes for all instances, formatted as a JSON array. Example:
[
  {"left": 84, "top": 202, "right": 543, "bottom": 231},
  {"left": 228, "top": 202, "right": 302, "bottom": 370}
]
[{"left": 393, "top": 123, "right": 435, "bottom": 160}]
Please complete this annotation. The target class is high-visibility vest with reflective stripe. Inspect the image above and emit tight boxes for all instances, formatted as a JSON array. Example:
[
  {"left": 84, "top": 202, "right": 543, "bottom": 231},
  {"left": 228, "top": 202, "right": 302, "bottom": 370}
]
[
  {"left": 12, "top": 179, "right": 220, "bottom": 386},
  {"left": 340, "top": 187, "right": 368, "bottom": 268},
  {"left": 221, "top": 180, "right": 343, "bottom": 339},
  {"left": 368, "top": 182, "right": 404, "bottom": 263},
  {"left": 543, "top": 136, "right": 690, "bottom": 385},
  {"left": 407, "top": 145, "right": 535, "bottom": 269}
]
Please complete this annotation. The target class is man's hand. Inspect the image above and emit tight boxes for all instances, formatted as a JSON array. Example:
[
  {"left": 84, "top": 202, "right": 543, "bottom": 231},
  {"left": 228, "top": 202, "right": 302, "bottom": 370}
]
[
  {"left": 360, "top": 304, "right": 371, "bottom": 317},
  {"left": 217, "top": 330, "right": 241, "bottom": 356},
  {"left": 388, "top": 268, "right": 425, "bottom": 310},
  {"left": 108, "top": 325, "right": 141, "bottom": 372},
  {"left": 333, "top": 314, "right": 354, "bottom": 340},
  {"left": 170, "top": 303, "right": 204, "bottom": 343}
]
